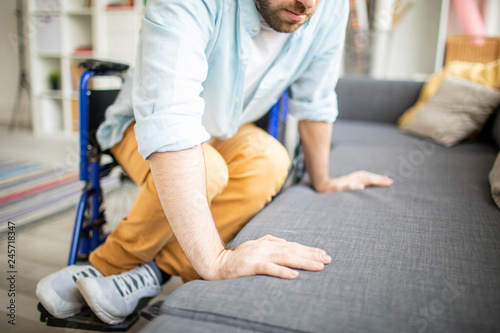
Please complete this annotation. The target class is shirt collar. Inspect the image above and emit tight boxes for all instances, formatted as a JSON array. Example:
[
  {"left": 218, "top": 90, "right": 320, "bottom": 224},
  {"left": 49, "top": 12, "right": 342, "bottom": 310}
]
[{"left": 238, "top": 0, "right": 262, "bottom": 37}]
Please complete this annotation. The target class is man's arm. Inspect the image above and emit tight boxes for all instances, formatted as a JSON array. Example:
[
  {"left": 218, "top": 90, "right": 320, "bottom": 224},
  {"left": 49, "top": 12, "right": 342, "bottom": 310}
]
[
  {"left": 149, "top": 146, "right": 331, "bottom": 281},
  {"left": 299, "top": 120, "right": 393, "bottom": 193},
  {"left": 136, "top": 1, "right": 330, "bottom": 281},
  {"left": 288, "top": 3, "right": 392, "bottom": 192}
]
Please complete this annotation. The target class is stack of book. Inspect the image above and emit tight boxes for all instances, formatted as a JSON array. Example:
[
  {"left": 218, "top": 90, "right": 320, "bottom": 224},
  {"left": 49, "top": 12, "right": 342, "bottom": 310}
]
[{"left": 106, "top": 0, "right": 134, "bottom": 10}]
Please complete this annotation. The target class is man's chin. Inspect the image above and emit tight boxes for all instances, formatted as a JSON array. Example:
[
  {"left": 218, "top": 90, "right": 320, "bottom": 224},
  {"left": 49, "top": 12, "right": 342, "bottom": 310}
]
[
  {"left": 260, "top": 7, "right": 309, "bottom": 33},
  {"left": 269, "top": 19, "right": 304, "bottom": 33}
]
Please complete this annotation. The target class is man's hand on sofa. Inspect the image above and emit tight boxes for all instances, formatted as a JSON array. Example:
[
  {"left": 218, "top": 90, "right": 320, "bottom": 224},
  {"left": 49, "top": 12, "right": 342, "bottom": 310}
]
[
  {"left": 298, "top": 121, "right": 393, "bottom": 193},
  {"left": 313, "top": 171, "right": 394, "bottom": 193},
  {"left": 213, "top": 235, "right": 332, "bottom": 280}
]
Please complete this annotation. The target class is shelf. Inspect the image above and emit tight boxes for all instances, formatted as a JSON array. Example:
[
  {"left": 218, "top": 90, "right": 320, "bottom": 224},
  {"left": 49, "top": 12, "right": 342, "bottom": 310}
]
[
  {"left": 65, "top": 9, "right": 93, "bottom": 16},
  {"left": 28, "top": 0, "right": 143, "bottom": 136},
  {"left": 33, "top": 53, "right": 95, "bottom": 60},
  {"left": 37, "top": 97, "right": 64, "bottom": 133},
  {"left": 31, "top": 10, "right": 61, "bottom": 15},
  {"left": 34, "top": 13, "right": 62, "bottom": 54},
  {"left": 38, "top": 90, "right": 65, "bottom": 100},
  {"left": 66, "top": 15, "right": 93, "bottom": 56},
  {"left": 70, "top": 53, "right": 94, "bottom": 59},
  {"left": 62, "top": 0, "right": 92, "bottom": 12},
  {"left": 35, "top": 53, "right": 62, "bottom": 59},
  {"left": 32, "top": 0, "right": 61, "bottom": 12},
  {"left": 33, "top": 57, "right": 61, "bottom": 92},
  {"left": 105, "top": 7, "right": 141, "bottom": 13}
]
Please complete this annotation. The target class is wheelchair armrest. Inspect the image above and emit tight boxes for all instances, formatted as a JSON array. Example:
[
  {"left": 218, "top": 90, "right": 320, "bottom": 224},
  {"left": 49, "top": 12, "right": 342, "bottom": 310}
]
[{"left": 79, "top": 59, "right": 129, "bottom": 74}]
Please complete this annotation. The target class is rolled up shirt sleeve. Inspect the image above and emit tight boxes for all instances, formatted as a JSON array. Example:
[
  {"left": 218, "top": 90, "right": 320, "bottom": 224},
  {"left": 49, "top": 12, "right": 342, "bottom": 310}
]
[
  {"left": 288, "top": 2, "right": 348, "bottom": 124},
  {"left": 132, "top": 0, "right": 215, "bottom": 159}
]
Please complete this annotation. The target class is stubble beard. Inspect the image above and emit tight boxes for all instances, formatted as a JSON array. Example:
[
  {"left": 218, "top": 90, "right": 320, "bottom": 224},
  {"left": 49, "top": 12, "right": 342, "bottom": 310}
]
[{"left": 254, "top": 0, "right": 310, "bottom": 33}]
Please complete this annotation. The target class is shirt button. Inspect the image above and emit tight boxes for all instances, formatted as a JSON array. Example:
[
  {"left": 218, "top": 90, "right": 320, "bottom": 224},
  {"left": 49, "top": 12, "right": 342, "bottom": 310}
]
[
  {"left": 240, "top": 54, "right": 247, "bottom": 61},
  {"left": 252, "top": 25, "right": 260, "bottom": 32},
  {"left": 235, "top": 97, "right": 240, "bottom": 103}
]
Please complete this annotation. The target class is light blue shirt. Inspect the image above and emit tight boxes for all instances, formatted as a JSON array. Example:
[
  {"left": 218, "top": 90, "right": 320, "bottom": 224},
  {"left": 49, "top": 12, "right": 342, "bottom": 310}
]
[{"left": 97, "top": 0, "right": 348, "bottom": 160}]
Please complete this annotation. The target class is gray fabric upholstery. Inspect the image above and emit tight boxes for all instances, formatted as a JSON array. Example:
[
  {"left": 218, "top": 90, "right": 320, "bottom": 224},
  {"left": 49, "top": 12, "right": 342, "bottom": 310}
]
[
  {"left": 143, "top": 121, "right": 500, "bottom": 333},
  {"left": 332, "top": 120, "right": 498, "bottom": 155},
  {"left": 336, "top": 76, "right": 424, "bottom": 124},
  {"left": 336, "top": 76, "right": 499, "bottom": 148},
  {"left": 142, "top": 314, "right": 257, "bottom": 333}
]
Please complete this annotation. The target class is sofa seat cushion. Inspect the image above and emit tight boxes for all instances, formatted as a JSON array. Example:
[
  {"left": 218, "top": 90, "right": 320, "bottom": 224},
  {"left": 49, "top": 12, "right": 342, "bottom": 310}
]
[
  {"left": 142, "top": 314, "right": 257, "bottom": 333},
  {"left": 143, "top": 121, "right": 500, "bottom": 333}
]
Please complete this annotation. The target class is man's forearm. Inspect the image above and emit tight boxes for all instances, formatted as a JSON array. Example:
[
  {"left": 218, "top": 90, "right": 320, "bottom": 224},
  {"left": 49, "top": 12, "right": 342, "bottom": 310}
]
[
  {"left": 298, "top": 120, "right": 333, "bottom": 192},
  {"left": 299, "top": 120, "right": 394, "bottom": 192},
  {"left": 148, "top": 145, "right": 224, "bottom": 280},
  {"left": 149, "top": 142, "right": 333, "bottom": 280}
]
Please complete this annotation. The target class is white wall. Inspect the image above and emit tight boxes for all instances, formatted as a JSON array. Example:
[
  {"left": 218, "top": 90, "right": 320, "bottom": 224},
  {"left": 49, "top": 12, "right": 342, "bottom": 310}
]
[{"left": 0, "top": 0, "right": 31, "bottom": 128}]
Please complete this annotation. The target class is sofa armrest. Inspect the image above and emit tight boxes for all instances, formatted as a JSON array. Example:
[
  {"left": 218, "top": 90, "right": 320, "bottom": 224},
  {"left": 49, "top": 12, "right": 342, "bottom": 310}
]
[
  {"left": 335, "top": 75, "right": 424, "bottom": 124},
  {"left": 478, "top": 104, "right": 500, "bottom": 149}
]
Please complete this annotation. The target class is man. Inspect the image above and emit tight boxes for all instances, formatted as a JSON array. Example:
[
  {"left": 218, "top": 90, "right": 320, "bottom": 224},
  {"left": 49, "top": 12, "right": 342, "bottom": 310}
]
[{"left": 37, "top": 0, "right": 393, "bottom": 325}]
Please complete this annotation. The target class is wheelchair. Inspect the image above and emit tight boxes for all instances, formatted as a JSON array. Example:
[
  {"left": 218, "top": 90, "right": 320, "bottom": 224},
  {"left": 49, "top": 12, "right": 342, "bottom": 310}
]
[{"left": 38, "top": 59, "right": 299, "bottom": 331}]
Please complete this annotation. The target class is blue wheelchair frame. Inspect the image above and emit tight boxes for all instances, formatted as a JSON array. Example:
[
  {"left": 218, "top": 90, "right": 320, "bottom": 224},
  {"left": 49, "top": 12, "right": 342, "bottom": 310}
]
[{"left": 67, "top": 60, "right": 289, "bottom": 266}]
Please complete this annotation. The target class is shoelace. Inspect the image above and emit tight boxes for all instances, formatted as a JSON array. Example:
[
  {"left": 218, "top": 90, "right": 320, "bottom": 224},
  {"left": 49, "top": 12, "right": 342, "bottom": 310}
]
[
  {"left": 71, "top": 266, "right": 101, "bottom": 283},
  {"left": 111, "top": 265, "right": 159, "bottom": 298}
]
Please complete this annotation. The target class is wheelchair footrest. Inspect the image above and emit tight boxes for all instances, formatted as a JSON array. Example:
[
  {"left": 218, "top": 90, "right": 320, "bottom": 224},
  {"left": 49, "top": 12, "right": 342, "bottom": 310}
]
[
  {"left": 38, "top": 303, "right": 139, "bottom": 332},
  {"left": 139, "top": 300, "right": 165, "bottom": 321}
]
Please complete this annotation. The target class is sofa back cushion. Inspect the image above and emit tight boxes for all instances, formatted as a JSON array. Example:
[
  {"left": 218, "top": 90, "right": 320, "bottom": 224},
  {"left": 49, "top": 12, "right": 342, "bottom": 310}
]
[
  {"left": 336, "top": 76, "right": 423, "bottom": 124},
  {"left": 477, "top": 103, "right": 500, "bottom": 148}
]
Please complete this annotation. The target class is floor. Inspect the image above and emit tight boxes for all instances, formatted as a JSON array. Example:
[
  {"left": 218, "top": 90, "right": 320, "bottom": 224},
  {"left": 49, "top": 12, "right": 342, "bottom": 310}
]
[{"left": 0, "top": 126, "right": 183, "bottom": 332}]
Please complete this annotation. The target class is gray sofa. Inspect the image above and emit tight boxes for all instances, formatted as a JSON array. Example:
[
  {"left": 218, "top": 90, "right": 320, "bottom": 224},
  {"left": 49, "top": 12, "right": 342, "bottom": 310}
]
[{"left": 143, "top": 77, "right": 500, "bottom": 332}]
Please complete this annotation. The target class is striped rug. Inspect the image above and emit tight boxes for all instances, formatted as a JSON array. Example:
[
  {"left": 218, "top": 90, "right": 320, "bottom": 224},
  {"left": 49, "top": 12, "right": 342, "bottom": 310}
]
[{"left": 0, "top": 159, "right": 121, "bottom": 233}]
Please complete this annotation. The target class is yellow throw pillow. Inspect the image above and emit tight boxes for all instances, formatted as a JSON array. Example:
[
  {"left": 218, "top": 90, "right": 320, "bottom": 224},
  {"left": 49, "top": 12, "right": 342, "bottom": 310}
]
[{"left": 398, "top": 59, "right": 500, "bottom": 127}]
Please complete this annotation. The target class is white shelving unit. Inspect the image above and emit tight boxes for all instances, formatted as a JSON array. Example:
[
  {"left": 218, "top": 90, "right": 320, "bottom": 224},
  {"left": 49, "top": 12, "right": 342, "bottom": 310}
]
[
  {"left": 27, "top": 0, "right": 143, "bottom": 138},
  {"left": 357, "top": 0, "right": 500, "bottom": 80},
  {"left": 369, "top": 0, "right": 447, "bottom": 79}
]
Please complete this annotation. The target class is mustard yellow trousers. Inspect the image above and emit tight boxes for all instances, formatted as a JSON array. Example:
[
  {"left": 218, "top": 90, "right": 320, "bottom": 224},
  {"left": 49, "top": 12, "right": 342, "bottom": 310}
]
[{"left": 89, "top": 122, "right": 290, "bottom": 282}]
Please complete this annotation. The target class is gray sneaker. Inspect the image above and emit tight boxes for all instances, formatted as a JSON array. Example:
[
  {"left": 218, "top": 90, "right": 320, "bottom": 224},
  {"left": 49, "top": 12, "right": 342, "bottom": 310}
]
[
  {"left": 77, "top": 263, "right": 161, "bottom": 325},
  {"left": 36, "top": 265, "right": 103, "bottom": 318}
]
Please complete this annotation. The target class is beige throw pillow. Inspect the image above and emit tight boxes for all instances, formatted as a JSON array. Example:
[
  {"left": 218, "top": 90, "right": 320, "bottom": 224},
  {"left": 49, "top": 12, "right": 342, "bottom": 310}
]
[
  {"left": 490, "top": 153, "right": 500, "bottom": 209},
  {"left": 398, "top": 60, "right": 500, "bottom": 127},
  {"left": 400, "top": 75, "right": 500, "bottom": 147}
]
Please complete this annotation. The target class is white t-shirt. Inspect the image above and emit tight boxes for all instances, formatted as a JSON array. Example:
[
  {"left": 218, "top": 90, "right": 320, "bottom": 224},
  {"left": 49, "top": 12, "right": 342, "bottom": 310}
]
[{"left": 241, "top": 15, "right": 289, "bottom": 123}]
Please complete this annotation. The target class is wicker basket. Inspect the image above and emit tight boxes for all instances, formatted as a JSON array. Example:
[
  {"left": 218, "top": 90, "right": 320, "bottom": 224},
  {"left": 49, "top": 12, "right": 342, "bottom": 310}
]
[{"left": 445, "top": 35, "right": 500, "bottom": 65}]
